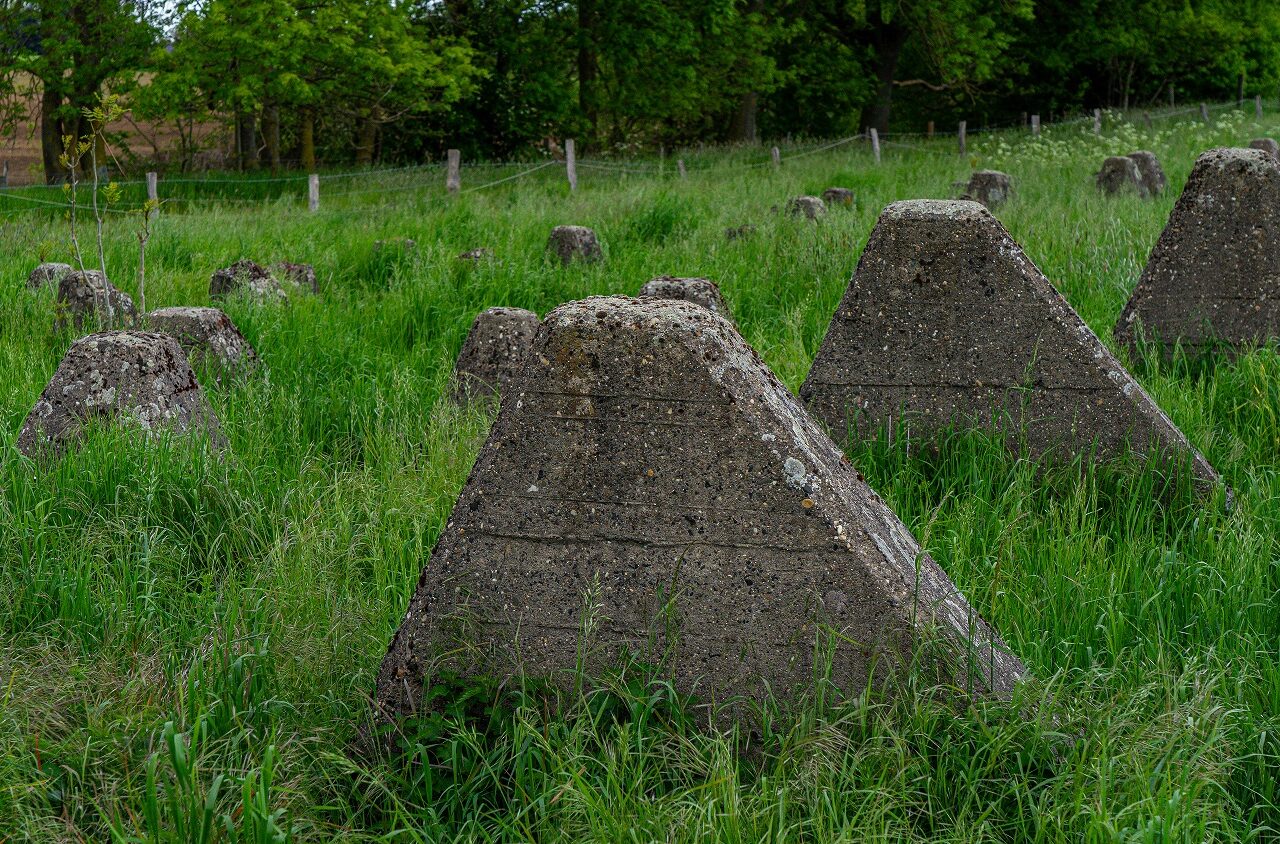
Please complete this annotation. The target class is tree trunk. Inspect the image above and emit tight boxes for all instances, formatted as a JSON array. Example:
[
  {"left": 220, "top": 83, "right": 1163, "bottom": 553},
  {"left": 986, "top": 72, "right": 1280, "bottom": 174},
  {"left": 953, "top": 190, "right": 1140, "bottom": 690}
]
[
  {"left": 577, "top": 0, "right": 599, "bottom": 143},
  {"left": 726, "top": 0, "right": 764, "bottom": 143},
  {"left": 728, "top": 92, "right": 759, "bottom": 143},
  {"left": 40, "top": 83, "right": 64, "bottom": 185},
  {"left": 354, "top": 108, "right": 378, "bottom": 166},
  {"left": 301, "top": 110, "right": 316, "bottom": 171},
  {"left": 262, "top": 104, "right": 281, "bottom": 171},
  {"left": 237, "top": 111, "right": 257, "bottom": 170},
  {"left": 176, "top": 118, "right": 193, "bottom": 172},
  {"left": 859, "top": 20, "right": 909, "bottom": 134}
]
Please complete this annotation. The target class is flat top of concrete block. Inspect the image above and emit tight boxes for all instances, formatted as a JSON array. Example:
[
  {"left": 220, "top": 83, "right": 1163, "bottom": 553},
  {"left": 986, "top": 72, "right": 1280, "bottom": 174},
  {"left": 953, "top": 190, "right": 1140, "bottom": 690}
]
[
  {"left": 149, "top": 306, "right": 223, "bottom": 319},
  {"left": 73, "top": 330, "right": 172, "bottom": 352},
  {"left": 479, "top": 306, "right": 538, "bottom": 320},
  {"left": 1196, "top": 146, "right": 1277, "bottom": 172},
  {"left": 883, "top": 199, "right": 988, "bottom": 221}
]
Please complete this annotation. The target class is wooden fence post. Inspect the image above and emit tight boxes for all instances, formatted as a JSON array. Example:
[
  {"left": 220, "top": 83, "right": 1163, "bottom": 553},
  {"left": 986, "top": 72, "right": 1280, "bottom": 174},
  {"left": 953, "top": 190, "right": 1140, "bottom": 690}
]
[
  {"left": 1030, "top": 114, "right": 1040, "bottom": 136},
  {"left": 1093, "top": 108, "right": 1101, "bottom": 135},
  {"left": 1, "top": 161, "right": 8, "bottom": 189},
  {"left": 565, "top": 139, "right": 577, "bottom": 192},
  {"left": 958, "top": 120, "right": 967, "bottom": 156},
  {"left": 677, "top": 159, "right": 687, "bottom": 179},
  {"left": 1143, "top": 112, "right": 1153, "bottom": 130},
  {"left": 869, "top": 128, "right": 881, "bottom": 163},
  {"left": 446, "top": 149, "right": 461, "bottom": 194},
  {"left": 308, "top": 173, "right": 319, "bottom": 212},
  {"left": 771, "top": 146, "right": 781, "bottom": 168},
  {"left": 927, "top": 120, "right": 934, "bottom": 138},
  {"left": 1200, "top": 103, "right": 1210, "bottom": 122},
  {"left": 1257, "top": 95, "right": 1264, "bottom": 121}
]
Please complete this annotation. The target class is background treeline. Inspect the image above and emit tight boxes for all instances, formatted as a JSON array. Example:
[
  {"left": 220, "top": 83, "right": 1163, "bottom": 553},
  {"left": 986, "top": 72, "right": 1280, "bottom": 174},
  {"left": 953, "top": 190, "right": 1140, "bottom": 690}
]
[{"left": 6, "top": 0, "right": 1280, "bottom": 182}]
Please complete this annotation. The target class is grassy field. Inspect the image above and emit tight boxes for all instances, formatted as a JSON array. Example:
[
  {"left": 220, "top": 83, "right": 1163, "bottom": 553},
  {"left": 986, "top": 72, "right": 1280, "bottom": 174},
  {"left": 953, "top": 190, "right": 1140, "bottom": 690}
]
[{"left": 1, "top": 109, "right": 1278, "bottom": 842}]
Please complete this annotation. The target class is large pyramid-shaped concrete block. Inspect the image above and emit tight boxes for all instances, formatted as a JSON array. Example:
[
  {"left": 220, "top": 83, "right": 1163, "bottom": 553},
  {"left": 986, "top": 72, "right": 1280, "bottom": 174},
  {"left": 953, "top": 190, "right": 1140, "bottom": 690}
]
[
  {"left": 960, "top": 171, "right": 1011, "bottom": 209},
  {"left": 638, "top": 276, "right": 733, "bottom": 322},
  {"left": 449, "top": 306, "right": 541, "bottom": 402},
  {"left": 210, "top": 259, "right": 287, "bottom": 304},
  {"left": 1115, "top": 148, "right": 1280, "bottom": 354},
  {"left": 1096, "top": 156, "right": 1149, "bottom": 198},
  {"left": 17, "top": 331, "right": 225, "bottom": 457},
  {"left": 800, "top": 200, "right": 1218, "bottom": 486},
  {"left": 27, "top": 262, "right": 72, "bottom": 290},
  {"left": 375, "top": 297, "right": 1026, "bottom": 724},
  {"left": 1249, "top": 138, "right": 1278, "bottom": 158},
  {"left": 547, "top": 226, "right": 602, "bottom": 266},
  {"left": 146, "top": 306, "right": 259, "bottom": 375},
  {"left": 55, "top": 270, "right": 138, "bottom": 334},
  {"left": 1127, "top": 151, "right": 1167, "bottom": 196}
]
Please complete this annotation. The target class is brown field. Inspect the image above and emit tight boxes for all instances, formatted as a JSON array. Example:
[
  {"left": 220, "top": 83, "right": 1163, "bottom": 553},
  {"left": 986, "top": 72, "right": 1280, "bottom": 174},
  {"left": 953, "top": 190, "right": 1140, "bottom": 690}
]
[{"left": 3, "top": 74, "right": 228, "bottom": 185}]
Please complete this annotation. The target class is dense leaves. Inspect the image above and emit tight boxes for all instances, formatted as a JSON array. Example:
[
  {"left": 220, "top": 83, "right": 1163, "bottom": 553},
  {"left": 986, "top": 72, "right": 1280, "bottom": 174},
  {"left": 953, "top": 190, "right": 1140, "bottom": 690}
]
[{"left": 4, "top": 0, "right": 1280, "bottom": 172}]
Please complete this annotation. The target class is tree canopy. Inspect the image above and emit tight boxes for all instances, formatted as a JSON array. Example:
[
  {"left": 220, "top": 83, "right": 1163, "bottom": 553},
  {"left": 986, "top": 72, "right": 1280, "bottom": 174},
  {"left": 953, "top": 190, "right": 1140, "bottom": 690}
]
[{"left": 2, "top": 0, "right": 1278, "bottom": 179}]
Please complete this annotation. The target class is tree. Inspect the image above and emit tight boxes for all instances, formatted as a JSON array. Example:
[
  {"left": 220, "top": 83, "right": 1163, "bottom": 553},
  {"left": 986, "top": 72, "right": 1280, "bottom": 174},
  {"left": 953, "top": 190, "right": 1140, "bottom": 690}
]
[
  {"left": 137, "top": 0, "right": 478, "bottom": 169},
  {"left": 413, "top": 0, "right": 577, "bottom": 159},
  {"left": 577, "top": 0, "right": 784, "bottom": 147},
  {"left": 1001, "top": 0, "right": 1280, "bottom": 120},
  {"left": 0, "top": 0, "right": 156, "bottom": 183},
  {"left": 800, "top": 0, "right": 1032, "bottom": 133},
  {"left": 305, "top": 0, "right": 478, "bottom": 166}
]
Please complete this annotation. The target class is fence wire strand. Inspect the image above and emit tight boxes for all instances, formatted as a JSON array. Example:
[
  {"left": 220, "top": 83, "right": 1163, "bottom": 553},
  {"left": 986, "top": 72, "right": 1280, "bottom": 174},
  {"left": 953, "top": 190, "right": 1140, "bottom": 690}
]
[{"left": 0, "top": 97, "right": 1268, "bottom": 218}]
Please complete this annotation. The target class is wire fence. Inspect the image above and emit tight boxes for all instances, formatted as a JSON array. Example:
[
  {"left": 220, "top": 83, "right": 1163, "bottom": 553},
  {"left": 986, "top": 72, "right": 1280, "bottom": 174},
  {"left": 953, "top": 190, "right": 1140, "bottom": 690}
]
[{"left": 0, "top": 96, "right": 1270, "bottom": 220}]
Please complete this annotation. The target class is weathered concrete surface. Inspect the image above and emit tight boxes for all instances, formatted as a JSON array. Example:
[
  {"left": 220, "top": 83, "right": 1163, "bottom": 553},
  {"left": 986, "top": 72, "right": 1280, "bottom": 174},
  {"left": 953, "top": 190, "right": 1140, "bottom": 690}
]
[
  {"left": 786, "top": 196, "right": 826, "bottom": 220},
  {"left": 55, "top": 270, "right": 139, "bottom": 333},
  {"left": 450, "top": 307, "right": 541, "bottom": 401},
  {"left": 376, "top": 296, "right": 1026, "bottom": 726},
  {"left": 960, "top": 171, "right": 1012, "bottom": 209},
  {"left": 17, "top": 331, "right": 225, "bottom": 457},
  {"left": 27, "top": 262, "right": 72, "bottom": 290},
  {"left": 801, "top": 200, "right": 1219, "bottom": 487},
  {"left": 1115, "top": 148, "right": 1280, "bottom": 354},
  {"left": 1127, "top": 151, "right": 1167, "bottom": 196},
  {"left": 1096, "top": 156, "right": 1149, "bottom": 198},
  {"left": 457, "top": 248, "right": 494, "bottom": 263},
  {"left": 1248, "top": 138, "right": 1279, "bottom": 157},
  {"left": 146, "top": 306, "right": 258, "bottom": 374},
  {"left": 822, "top": 187, "right": 855, "bottom": 208},
  {"left": 547, "top": 226, "right": 602, "bottom": 265},
  {"left": 271, "top": 261, "right": 318, "bottom": 293},
  {"left": 637, "top": 276, "right": 733, "bottom": 321},
  {"left": 210, "top": 260, "right": 287, "bottom": 303}
]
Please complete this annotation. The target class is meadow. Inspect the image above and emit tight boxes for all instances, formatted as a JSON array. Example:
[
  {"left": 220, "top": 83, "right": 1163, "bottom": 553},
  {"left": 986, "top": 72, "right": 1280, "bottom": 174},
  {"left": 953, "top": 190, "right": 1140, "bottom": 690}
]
[{"left": 1, "top": 108, "right": 1278, "bottom": 841}]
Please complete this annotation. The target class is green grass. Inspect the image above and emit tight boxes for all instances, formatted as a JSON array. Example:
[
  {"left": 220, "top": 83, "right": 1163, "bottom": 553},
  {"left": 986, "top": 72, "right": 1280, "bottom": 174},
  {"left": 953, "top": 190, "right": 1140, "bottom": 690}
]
[{"left": 2, "top": 108, "right": 1279, "bottom": 841}]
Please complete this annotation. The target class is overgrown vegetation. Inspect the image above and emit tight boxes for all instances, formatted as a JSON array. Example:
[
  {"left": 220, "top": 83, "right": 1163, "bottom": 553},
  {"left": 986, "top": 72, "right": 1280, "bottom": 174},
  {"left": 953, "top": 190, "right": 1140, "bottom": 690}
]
[{"left": 1, "top": 113, "right": 1278, "bottom": 840}]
